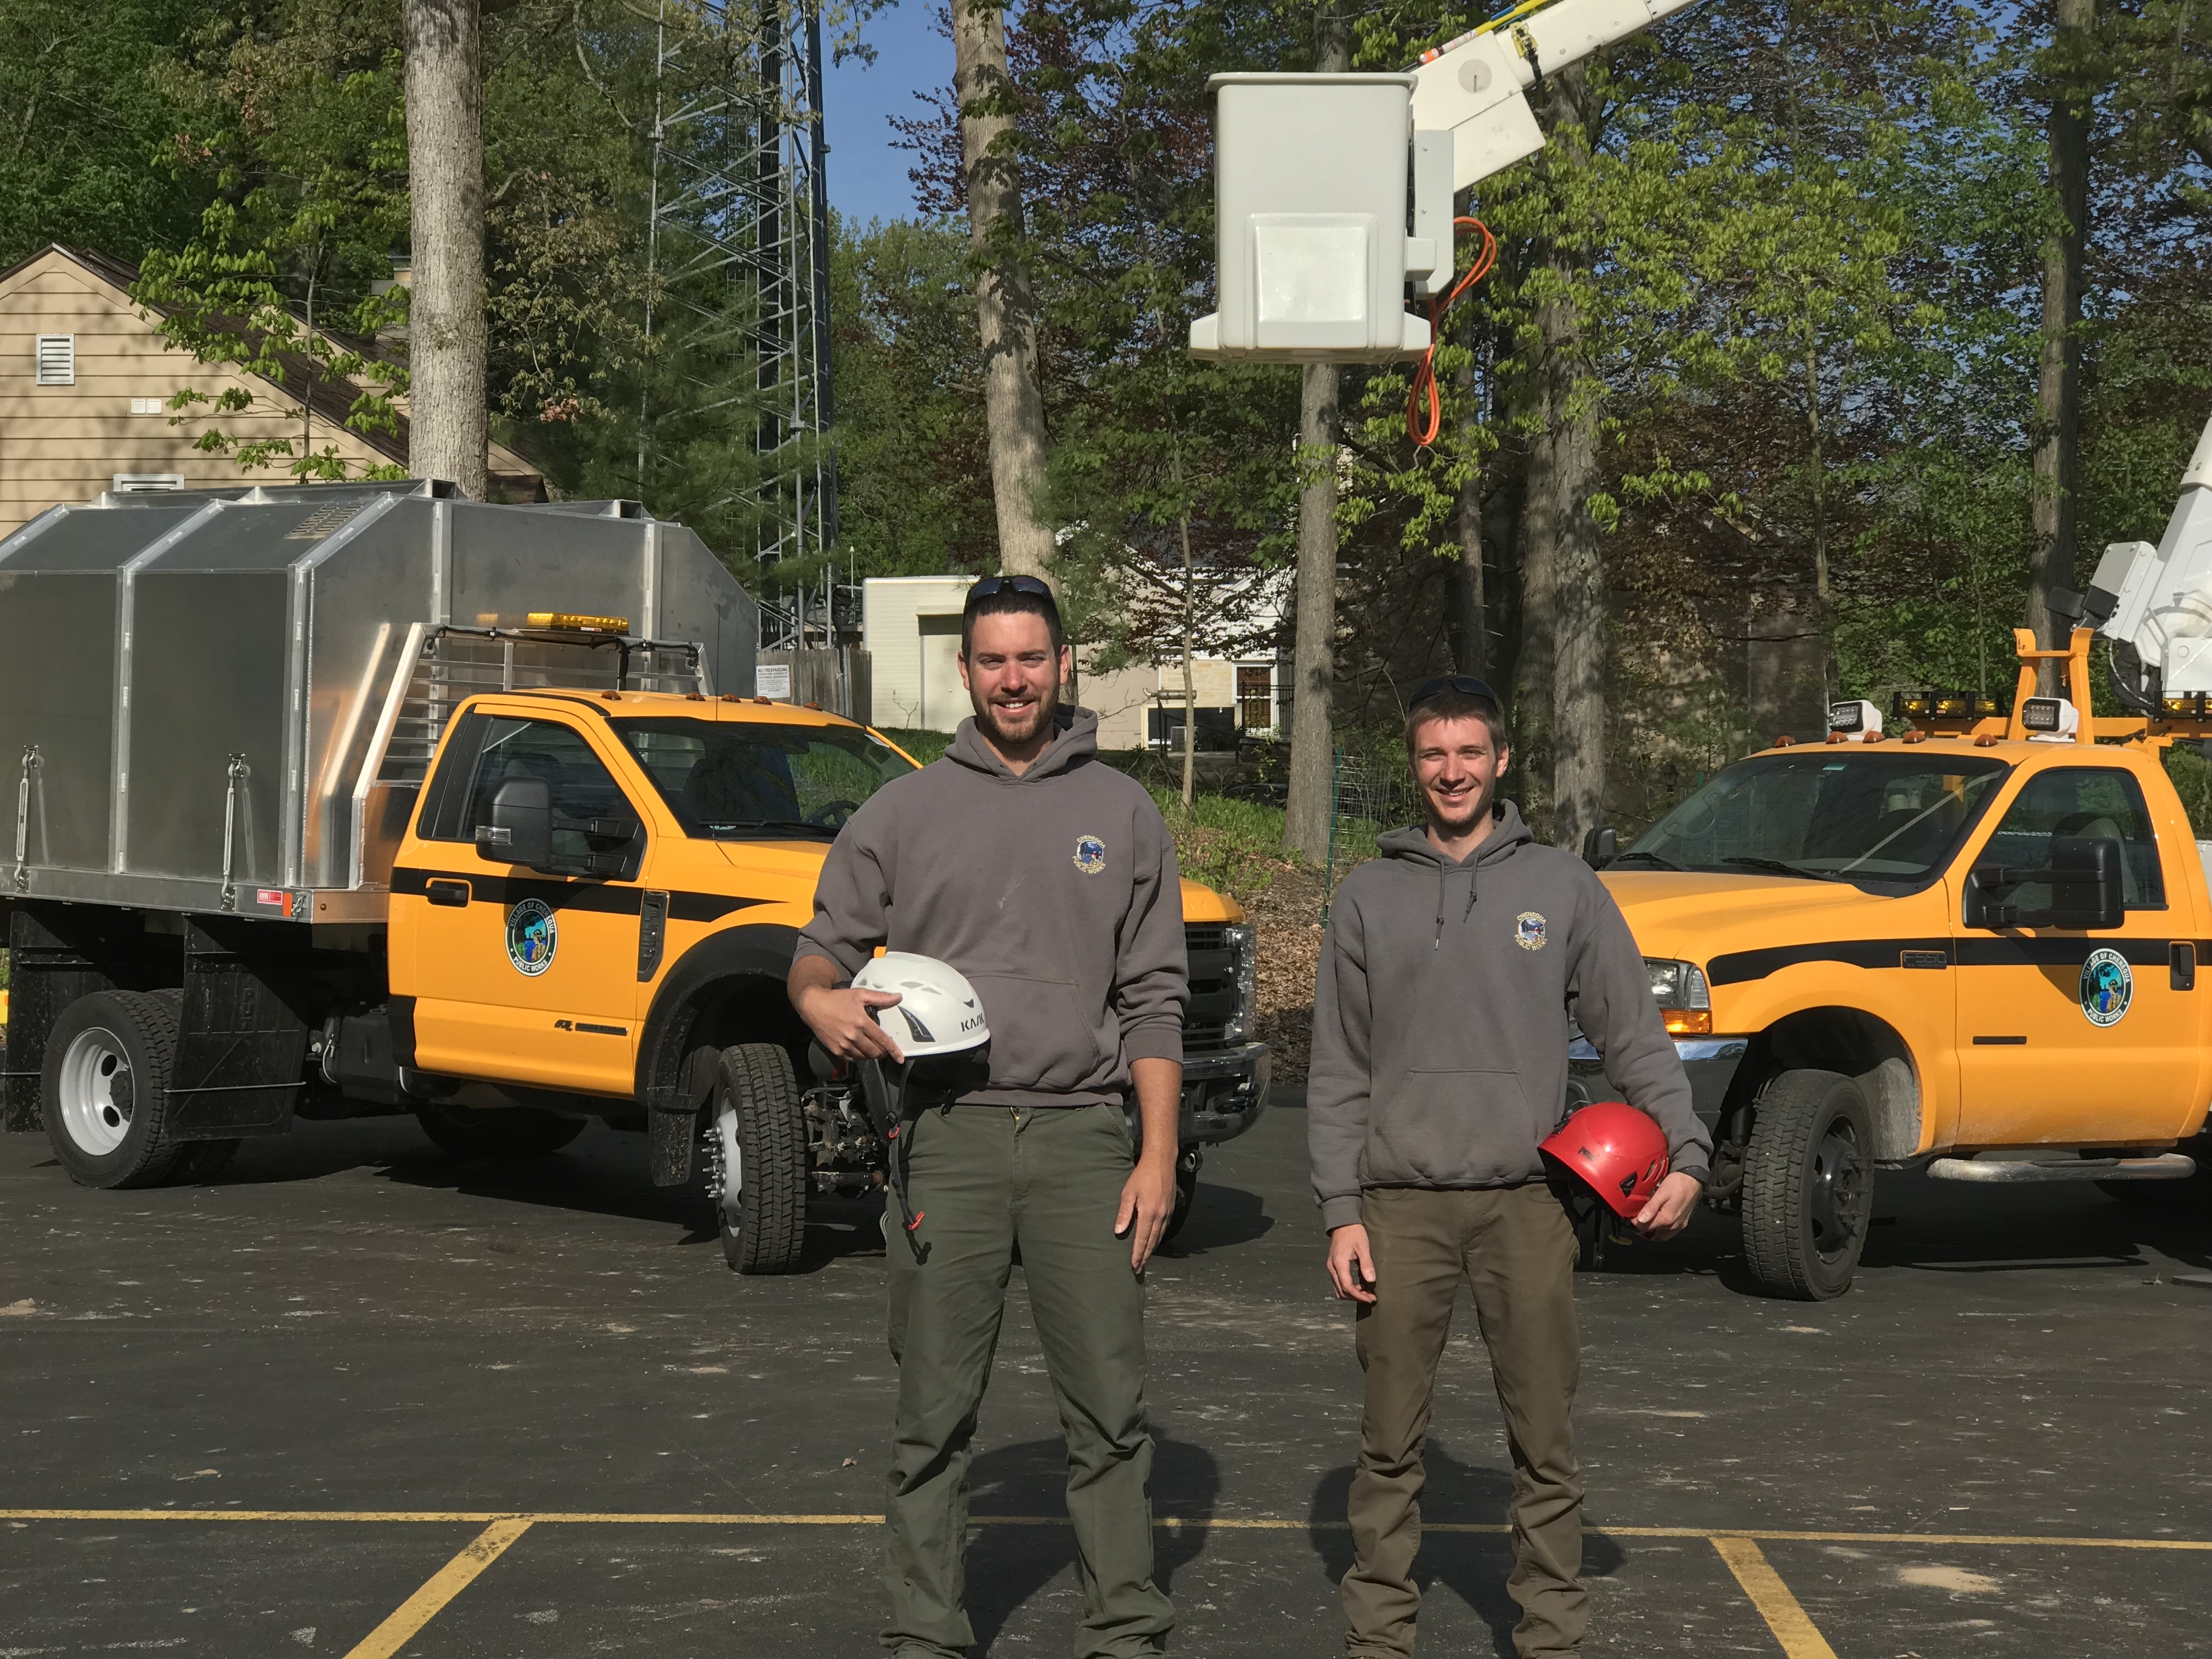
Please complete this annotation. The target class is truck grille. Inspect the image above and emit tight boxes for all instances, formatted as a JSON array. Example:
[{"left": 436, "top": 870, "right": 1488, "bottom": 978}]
[{"left": 1184, "top": 923, "right": 1241, "bottom": 1051}]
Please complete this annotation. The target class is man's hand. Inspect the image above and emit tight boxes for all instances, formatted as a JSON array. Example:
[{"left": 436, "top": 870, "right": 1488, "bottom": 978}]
[
  {"left": 1115, "top": 1153, "right": 1176, "bottom": 1272},
  {"left": 1327, "top": 1223, "right": 1377, "bottom": 1304},
  {"left": 1632, "top": 1170, "right": 1702, "bottom": 1239},
  {"left": 788, "top": 954, "right": 904, "bottom": 1063},
  {"left": 1118, "top": 1056, "right": 1182, "bottom": 1271}
]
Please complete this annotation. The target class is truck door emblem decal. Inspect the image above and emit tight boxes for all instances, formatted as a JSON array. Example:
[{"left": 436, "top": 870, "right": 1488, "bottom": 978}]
[
  {"left": 1515, "top": 912, "right": 1547, "bottom": 950},
  {"left": 1074, "top": 834, "right": 1107, "bottom": 874},
  {"left": 507, "top": 898, "right": 558, "bottom": 977},
  {"left": 2079, "top": 947, "right": 2132, "bottom": 1026}
]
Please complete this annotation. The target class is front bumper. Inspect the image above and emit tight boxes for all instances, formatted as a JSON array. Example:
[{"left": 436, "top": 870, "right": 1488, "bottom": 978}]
[
  {"left": 1180, "top": 1042, "right": 1271, "bottom": 1146},
  {"left": 1567, "top": 1035, "right": 1747, "bottom": 1131}
]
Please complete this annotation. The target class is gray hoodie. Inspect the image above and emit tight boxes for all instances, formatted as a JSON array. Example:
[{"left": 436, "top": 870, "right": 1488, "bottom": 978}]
[
  {"left": 795, "top": 707, "right": 1187, "bottom": 1107},
  {"left": 1308, "top": 802, "right": 1711, "bottom": 1229}
]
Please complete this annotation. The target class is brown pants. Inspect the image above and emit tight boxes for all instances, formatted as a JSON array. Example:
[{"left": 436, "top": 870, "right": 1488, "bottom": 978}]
[{"left": 1342, "top": 1183, "right": 1584, "bottom": 1659}]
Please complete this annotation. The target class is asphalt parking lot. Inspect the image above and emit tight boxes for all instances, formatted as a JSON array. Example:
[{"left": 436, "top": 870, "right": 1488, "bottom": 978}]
[{"left": 4, "top": 1091, "right": 2210, "bottom": 1659}]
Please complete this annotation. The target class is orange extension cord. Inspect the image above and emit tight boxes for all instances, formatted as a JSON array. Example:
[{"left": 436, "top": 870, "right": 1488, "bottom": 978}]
[{"left": 1404, "top": 217, "right": 1499, "bottom": 449}]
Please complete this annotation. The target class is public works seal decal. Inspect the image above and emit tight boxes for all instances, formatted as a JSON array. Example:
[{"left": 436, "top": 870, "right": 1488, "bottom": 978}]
[
  {"left": 1515, "top": 912, "right": 1548, "bottom": 951},
  {"left": 2079, "top": 947, "right": 2132, "bottom": 1027},
  {"left": 1073, "top": 834, "right": 1108, "bottom": 876},
  {"left": 506, "top": 898, "right": 558, "bottom": 977}
]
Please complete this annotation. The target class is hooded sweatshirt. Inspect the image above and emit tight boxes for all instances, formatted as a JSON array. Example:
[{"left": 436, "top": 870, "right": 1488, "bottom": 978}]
[
  {"left": 795, "top": 706, "right": 1187, "bottom": 1107},
  {"left": 1308, "top": 801, "right": 1711, "bottom": 1229}
]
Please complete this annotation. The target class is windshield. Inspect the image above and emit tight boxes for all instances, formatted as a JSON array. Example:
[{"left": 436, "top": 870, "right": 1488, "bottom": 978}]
[
  {"left": 1621, "top": 752, "right": 2010, "bottom": 886},
  {"left": 613, "top": 718, "right": 915, "bottom": 838}
]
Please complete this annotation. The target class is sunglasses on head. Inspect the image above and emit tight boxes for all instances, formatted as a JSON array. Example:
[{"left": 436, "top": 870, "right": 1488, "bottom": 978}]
[
  {"left": 1408, "top": 674, "right": 1500, "bottom": 708},
  {"left": 966, "top": 573, "right": 1057, "bottom": 608}
]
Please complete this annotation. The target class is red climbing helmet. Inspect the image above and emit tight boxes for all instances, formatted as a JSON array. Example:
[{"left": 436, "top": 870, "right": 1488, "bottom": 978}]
[{"left": 1539, "top": 1100, "right": 1671, "bottom": 1219}]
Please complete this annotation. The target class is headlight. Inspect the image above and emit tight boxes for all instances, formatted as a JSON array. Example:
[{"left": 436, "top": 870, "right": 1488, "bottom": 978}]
[
  {"left": 1643, "top": 957, "right": 1712, "bottom": 1035},
  {"left": 1223, "top": 922, "right": 1256, "bottom": 1043}
]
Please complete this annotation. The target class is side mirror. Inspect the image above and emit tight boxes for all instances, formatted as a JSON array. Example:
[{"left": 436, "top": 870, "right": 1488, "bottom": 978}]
[
  {"left": 2045, "top": 834, "right": 2124, "bottom": 930},
  {"left": 1582, "top": 826, "right": 1618, "bottom": 870},
  {"left": 1963, "top": 834, "right": 2123, "bottom": 930},
  {"left": 477, "top": 776, "right": 553, "bottom": 870}
]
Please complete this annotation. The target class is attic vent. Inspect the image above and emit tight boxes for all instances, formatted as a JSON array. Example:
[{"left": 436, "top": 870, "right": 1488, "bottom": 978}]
[
  {"left": 35, "top": 335, "right": 74, "bottom": 386},
  {"left": 286, "top": 501, "right": 364, "bottom": 540},
  {"left": 112, "top": 473, "right": 184, "bottom": 494}
]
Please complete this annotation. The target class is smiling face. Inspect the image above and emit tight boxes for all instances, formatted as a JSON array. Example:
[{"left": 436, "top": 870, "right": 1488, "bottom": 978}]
[
  {"left": 960, "top": 608, "right": 1070, "bottom": 757},
  {"left": 1411, "top": 713, "right": 1510, "bottom": 840}
]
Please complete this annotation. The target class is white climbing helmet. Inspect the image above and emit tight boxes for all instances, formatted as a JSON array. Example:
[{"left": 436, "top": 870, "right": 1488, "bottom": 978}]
[{"left": 852, "top": 952, "right": 990, "bottom": 1057}]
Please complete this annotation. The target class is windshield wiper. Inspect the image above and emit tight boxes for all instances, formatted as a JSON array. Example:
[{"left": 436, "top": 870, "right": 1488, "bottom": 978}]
[
  {"left": 704, "top": 818, "right": 836, "bottom": 837},
  {"left": 1720, "top": 856, "right": 1842, "bottom": 882},
  {"left": 1606, "top": 850, "right": 1683, "bottom": 871}
]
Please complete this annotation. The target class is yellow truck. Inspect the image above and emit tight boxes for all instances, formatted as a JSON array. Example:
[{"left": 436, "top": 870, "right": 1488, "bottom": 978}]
[
  {"left": 1576, "top": 623, "right": 2210, "bottom": 1299},
  {"left": 0, "top": 482, "right": 1267, "bottom": 1269}
]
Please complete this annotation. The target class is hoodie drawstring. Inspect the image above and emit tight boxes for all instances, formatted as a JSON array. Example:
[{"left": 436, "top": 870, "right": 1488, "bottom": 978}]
[{"left": 1435, "top": 860, "right": 1480, "bottom": 947}]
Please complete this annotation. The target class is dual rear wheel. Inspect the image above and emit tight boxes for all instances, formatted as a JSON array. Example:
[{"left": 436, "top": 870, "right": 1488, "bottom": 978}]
[{"left": 42, "top": 990, "right": 238, "bottom": 1189}]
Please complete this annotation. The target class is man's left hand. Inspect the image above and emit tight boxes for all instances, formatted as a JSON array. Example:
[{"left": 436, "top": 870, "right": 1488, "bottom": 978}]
[
  {"left": 1115, "top": 1154, "right": 1177, "bottom": 1272},
  {"left": 1631, "top": 1170, "right": 1703, "bottom": 1239}
]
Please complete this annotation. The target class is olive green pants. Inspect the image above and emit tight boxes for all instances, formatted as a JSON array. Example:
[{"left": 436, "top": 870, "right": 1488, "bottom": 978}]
[
  {"left": 1344, "top": 1183, "right": 1584, "bottom": 1658},
  {"left": 883, "top": 1103, "right": 1170, "bottom": 1659}
]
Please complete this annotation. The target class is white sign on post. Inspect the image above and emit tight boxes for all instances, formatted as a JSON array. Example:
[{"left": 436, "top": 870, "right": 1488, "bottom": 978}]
[{"left": 755, "top": 663, "right": 792, "bottom": 699}]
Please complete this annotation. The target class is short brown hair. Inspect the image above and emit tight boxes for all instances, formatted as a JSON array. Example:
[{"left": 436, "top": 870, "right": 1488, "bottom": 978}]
[{"left": 1406, "top": 688, "right": 1509, "bottom": 755}]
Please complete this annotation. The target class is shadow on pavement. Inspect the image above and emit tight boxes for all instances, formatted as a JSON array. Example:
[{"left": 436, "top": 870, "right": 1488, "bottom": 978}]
[
  {"left": 1306, "top": 1442, "right": 1626, "bottom": 1659},
  {"left": 197, "top": 1118, "right": 890, "bottom": 1270},
  {"left": 1160, "top": 1180, "right": 1274, "bottom": 1257},
  {"left": 963, "top": 1432, "right": 1219, "bottom": 1652}
]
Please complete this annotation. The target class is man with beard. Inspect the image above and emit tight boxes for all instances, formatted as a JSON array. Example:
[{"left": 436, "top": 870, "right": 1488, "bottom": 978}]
[
  {"left": 1308, "top": 678, "right": 1709, "bottom": 1659},
  {"left": 789, "top": 575, "right": 1188, "bottom": 1659}
]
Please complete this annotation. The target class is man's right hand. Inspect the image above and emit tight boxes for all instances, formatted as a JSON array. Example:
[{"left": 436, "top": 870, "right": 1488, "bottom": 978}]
[
  {"left": 793, "top": 984, "right": 906, "bottom": 1064},
  {"left": 1327, "top": 1223, "right": 1377, "bottom": 1304}
]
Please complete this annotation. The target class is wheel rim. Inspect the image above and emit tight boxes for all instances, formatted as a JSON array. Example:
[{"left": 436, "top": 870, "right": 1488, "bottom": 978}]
[
  {"left": 1807, "top": 1114, "right": 1867, "bottom": 1262},
  {"left": 57, "top": 1026, "right": 134, "bottom": 1156},
  {"left": 714, "top": 1103, "right": 743, "bottom": 1216}
]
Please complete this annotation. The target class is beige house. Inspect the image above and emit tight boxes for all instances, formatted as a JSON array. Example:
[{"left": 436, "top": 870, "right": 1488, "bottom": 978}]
[{"left": 0, "top": 245, "right": 541, "bottom": 537}]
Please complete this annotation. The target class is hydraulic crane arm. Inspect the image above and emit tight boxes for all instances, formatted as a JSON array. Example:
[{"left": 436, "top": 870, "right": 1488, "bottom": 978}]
[
  {"left": 2085, "top": 412, "right": 2212, "bottom": 708},
  {"left": 1409, "top": 0, "right": 1706, "bottom": 191}
]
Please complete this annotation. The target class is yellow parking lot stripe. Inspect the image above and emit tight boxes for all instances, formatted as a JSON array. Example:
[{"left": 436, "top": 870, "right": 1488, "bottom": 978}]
[
  {"left": 1708, "top": 1536, "right": 1838, "bottom": 1659},
  {"left": 341, "top": 1516, "right": 534, "bottom": 1659},
  {"left": 4, "top": 1508, "right": 2211, "bottom": 1553}
]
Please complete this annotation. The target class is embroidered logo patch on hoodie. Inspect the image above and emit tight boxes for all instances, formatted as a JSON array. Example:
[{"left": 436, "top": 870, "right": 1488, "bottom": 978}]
[
  {"left": 1073, "top": 834, "right": 1107, "bottom": 874},
  {"left": 1515, "top": 911, "right": 1548, "bottom": 950}
]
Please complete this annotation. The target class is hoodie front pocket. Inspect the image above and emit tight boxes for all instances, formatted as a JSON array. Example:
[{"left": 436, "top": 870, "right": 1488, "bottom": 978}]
[
  {"left": 1372, "top": 1069, "right": 1531, "bottom": 1182},
  {"left": 966, "top": 974, "right": 1104, "bottom": 1093}
]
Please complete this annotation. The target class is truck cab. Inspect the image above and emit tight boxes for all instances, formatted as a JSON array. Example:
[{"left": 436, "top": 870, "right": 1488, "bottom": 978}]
[
  {"left": 1575, "top": 631, "right": 2210, "bottom": 1299},
  {"left": 379, "top": 688, "right": 1268, "bottom": 1267}
]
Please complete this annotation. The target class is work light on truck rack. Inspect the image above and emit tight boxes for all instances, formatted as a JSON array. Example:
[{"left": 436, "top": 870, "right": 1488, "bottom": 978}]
[{"left": 1642, "top": 958, "right": 1711, "bottom": 1036}]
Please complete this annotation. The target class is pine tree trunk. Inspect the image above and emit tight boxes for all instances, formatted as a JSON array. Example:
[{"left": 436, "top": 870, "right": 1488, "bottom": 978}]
[
  {"left": 403, "top": 0, "right": 488, "bottom": 500},
  {"left": 1447, "top": 305, "right": 1488, "bottom": 678},
  {"left": 2028, "top": 0, "right": 2095, "bottom": 691},
  {"left": 1282, "top": 3, "right": 1348, "bottom": 866},
  {"left": 1515, "top": 374, "right": 1559, "bottom": 837},
  {"left": 1549, "top": 351, "right": 1604, "bottom": 856},
  {"left": 953, "top": 0, "right": 1054, "bottom": 580}
]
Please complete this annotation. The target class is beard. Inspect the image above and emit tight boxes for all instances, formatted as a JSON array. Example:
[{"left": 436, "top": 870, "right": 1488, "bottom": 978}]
[
  {"left": 974, "top": 679, "right": 1059, "bottom": 748},
  {"left": 1425, "top": 778, "right": 1495, "bottom": 836}
]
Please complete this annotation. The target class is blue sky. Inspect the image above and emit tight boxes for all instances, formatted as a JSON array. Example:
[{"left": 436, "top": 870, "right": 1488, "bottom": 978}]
[{"left": 823, "top": 3, "right": 951, "bottom": 227}]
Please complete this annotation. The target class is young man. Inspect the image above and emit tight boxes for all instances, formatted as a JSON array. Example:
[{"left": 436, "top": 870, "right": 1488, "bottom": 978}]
[
  {"left": 1308, "top": 677, "right": 1712, "bottom": 1659},
  {"left": 789, "top": 575, "right": 1186, "bottom": 1659}
]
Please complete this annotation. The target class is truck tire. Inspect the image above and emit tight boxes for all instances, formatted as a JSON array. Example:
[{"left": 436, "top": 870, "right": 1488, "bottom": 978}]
[
  {"left": 708, "top": 1044, "right": 808, "bottom": 1276},
  {"left": 1162, "top": 1148, "right": 1201, "bottom": 1244},
  {"left": 42, "top": 990, "right": 184, "bottom": 1189},
  {"left": 415, "top": 1104, "right": 588, "bottom": 1158},
  {"left": 1742, "top": 1069, "right": 1875, "bottom": 1300}
]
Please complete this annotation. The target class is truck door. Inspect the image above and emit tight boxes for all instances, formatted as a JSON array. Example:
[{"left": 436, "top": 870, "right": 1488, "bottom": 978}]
[
  {"left": 395, "top": 711, "right": 649, "bottom": 1098},
  {"left": 1951, "top": 764, "right": 2198, "bottom": 1146}
]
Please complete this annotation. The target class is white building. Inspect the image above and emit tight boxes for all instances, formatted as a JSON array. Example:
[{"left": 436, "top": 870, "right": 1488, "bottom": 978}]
[{"left": 861, "top": 572, "right": 1283, "bottom": 748}]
